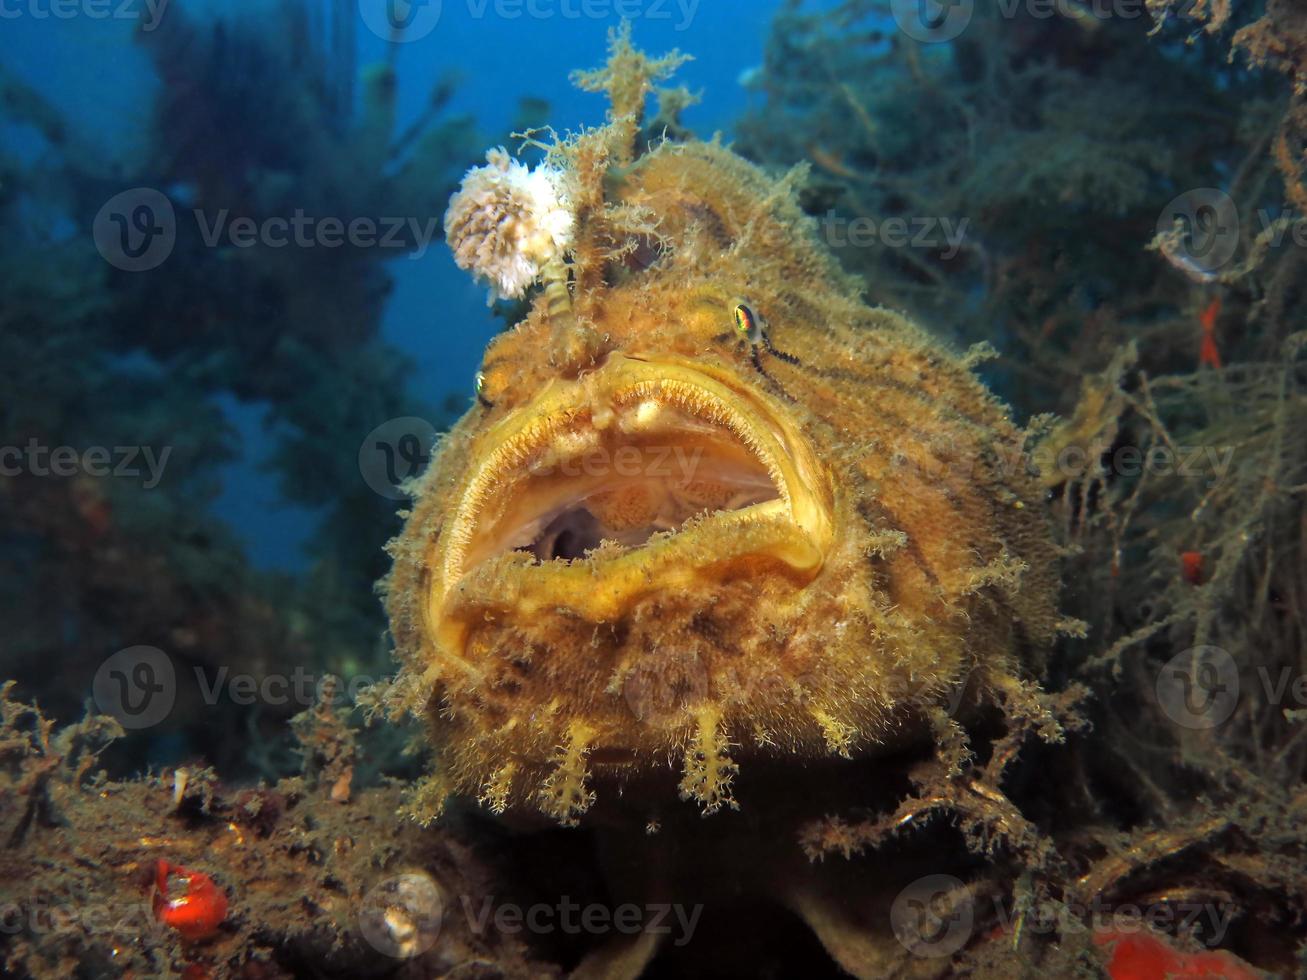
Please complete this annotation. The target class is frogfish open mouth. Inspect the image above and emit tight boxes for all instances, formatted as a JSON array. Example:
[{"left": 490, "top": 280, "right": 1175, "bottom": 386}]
[{"left": 382, "top": 34, "right": 1066, "bottom": 826}]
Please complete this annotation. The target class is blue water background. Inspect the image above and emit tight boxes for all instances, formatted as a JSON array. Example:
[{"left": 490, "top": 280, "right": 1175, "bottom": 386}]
[{"left": 2, "top": 0, "right": 819, "bottom": 567}]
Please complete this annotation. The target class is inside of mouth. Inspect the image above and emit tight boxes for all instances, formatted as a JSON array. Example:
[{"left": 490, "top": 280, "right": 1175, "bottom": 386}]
[{"left": 467, "top": 406, "right": 783, "bottom": 567}]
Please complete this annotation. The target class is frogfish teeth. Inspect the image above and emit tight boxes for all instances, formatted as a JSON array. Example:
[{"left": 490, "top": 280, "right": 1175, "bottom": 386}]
[{"left": 384, "top": 61, "right": 1064, "bottom": 829}]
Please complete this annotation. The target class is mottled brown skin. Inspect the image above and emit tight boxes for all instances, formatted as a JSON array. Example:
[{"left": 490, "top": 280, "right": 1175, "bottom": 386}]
[{"left": 384, "top": 134, "right": 1064, "bottom": 831}]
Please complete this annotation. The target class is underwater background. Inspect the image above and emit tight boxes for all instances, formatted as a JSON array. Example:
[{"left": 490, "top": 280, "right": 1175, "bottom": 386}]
[
  {"left": 1, "top": 0, "right": 790, "bottom": 762},
  {"left": 2, "top": 0, "right": 1306, "bottom": 977},
  {"left": 3, "top": 0, "right": 783, "bottom": 573}
]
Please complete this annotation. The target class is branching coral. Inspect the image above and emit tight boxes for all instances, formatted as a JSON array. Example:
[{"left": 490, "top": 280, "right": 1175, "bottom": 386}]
[
  {"left": 736, "top": 1, "right": 1288, "bottom": 416},
  {"left": 1150, "top": 0, "right": 1307, "bottom": 210},
  {"left": 0, "top": 682, "right": 123, "bottom": 848},
  {"left": 570, "top": 22, "right": 693, "bottom": 164},
  {"left": 1058, "top": 334, "right": 1307, "bottom": 764},
  {"left": 732, "top": 5, "right": 1307, "bottom": 973},
  {"left": 800, "top": 681, "right": 1089, "bottom": 868}
]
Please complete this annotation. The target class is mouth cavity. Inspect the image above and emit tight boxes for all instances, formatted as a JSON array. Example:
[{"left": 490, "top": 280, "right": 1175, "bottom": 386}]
[
  {"left": 438, "top": 358, "right": 832, "bottom": 604},
  {"left": 490, "top": 401, "right": 782, "bottom": 564}
]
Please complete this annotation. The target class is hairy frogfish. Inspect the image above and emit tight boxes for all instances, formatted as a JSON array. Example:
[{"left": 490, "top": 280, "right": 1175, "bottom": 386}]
[{"left": 382, "top": 35, "right": 1065, "bottom": 834}]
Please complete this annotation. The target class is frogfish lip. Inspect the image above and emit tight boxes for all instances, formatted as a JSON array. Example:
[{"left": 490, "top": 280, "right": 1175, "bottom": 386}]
[{"left": 425, "top": 352, "right": 835, "bottom": 652}]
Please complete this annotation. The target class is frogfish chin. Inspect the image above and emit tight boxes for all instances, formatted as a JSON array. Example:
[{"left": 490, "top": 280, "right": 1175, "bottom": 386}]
[{"left": 382, "top": 38, "right": 1066, "bottom": 827}]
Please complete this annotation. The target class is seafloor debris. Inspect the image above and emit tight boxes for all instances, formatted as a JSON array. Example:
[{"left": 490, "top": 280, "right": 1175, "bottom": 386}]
[{"left": 0, "top": 684, "right": 555, "bottom": 979}]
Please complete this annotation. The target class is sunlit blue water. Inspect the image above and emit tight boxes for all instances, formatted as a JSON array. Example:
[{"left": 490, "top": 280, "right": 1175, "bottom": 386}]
[{"left": 3, "top": 0, "right": 797, "bottom": 567}]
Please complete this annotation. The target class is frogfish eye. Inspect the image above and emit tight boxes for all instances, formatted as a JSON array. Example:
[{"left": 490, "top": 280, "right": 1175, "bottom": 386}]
[
  {"left": 733, "top": 303, "right": 764, "bottom": 346},
  {"left": 474, "top": 370, "right": 493, "bottom": 407}
]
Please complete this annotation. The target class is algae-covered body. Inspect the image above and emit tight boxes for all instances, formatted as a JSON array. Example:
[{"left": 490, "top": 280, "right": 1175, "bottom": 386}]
[{"left": 384, "top": 38, "right": 1062, "bottom": 827}]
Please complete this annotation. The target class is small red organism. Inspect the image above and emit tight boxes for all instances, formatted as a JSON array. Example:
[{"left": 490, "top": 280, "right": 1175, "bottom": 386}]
[
  {"left": 1198, "top": 296, "right": 1223, "bottom": 369},
  {"left": 1093, "top": 928, "right": 1264, "bottom": 980},
  {"left": 1181, "top": 550, "right": 1205, "bottom": 585},
  {"left": 152, "top": 859, "right": 228, "bottom": 940}
]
